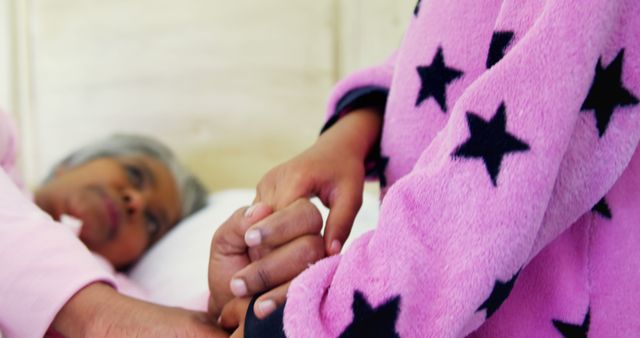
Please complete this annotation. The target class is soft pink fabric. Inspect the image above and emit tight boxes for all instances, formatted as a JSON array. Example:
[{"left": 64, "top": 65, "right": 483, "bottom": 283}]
[
  {"left": 0, "top": 109, "right": 24, "bottom": 190},
  {"left": 284, "top": 0, "right": 640, "bottom": 337}
]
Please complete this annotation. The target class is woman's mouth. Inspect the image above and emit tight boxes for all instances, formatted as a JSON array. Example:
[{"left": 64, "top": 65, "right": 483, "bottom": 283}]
[
  {"left": 66, "top": 187, "right": 122, "bottom": 241},
  {"left": 96, "top": 189, "right": 121, "bottom": 238}
]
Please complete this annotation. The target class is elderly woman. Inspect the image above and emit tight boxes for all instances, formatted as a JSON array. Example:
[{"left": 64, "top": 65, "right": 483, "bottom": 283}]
[
  {"left": 35, "top": 133, "right": 208, "bottom": 270},
  {"left": 0, "top": 108, "right": 325, "bottom": 337},
  {"left": 0, "top": 104, "right": 220, "bottom": 336}
]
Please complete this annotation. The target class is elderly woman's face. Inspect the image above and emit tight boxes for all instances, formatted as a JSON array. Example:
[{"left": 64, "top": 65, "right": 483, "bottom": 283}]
[{"left": 35, "top": 155, "right": 181, "bottom": 269}]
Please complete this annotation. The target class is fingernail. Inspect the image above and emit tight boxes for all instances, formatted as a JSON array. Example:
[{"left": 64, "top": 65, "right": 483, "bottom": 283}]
[
  {"left": 245, "top": 204, "right": 258, "bottom": 218},
  {"left": 257, "top": 299, "right": 276, "bottom": 317},
  {"left": 230, "top": 278, "right": 247, "bottom": 297},
  {"left": 217, "top": 315, "right": 222, "bottom": 325},
  {"left": 330, "top": 240, "right": 342, "bottom": 255},
  {"left": 245, "top": 229, "right": 262, "bottom": 246}
]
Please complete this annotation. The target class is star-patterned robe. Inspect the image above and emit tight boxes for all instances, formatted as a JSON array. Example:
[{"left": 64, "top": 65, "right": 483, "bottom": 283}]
[{"left": 244, "top": 0, "right": 640, "bottom": 337}]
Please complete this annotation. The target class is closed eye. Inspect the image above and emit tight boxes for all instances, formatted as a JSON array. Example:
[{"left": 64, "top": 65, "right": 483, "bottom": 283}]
[
  {"left": 124, "top": 164, "right": 145, "bottom": 189},
  {"left": 145, "top": 211, "right": 161, "bottom": 241}
]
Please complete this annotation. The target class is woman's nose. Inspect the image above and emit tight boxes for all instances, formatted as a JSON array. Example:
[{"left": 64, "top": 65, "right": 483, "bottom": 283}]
[{"left": 123, "top": 190, "right": 145, "bottom": 216}]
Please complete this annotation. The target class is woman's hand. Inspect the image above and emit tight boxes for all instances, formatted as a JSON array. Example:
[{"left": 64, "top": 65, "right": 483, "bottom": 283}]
[
  {"left": 208, "top": 199, "right": 325, "bottom": 319},
  {"left": 52, "top": 283, "right": 228, "bottom": 337}
]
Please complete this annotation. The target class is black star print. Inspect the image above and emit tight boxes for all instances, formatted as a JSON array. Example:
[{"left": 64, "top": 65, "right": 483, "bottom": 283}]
[
  {"left": 486, "top": 31, "right": 514, "bottom": 69},
  {"left": 581, "top": 49, "right": 639, "bottom": 137},
  {"left": 339, "top": 291, "right": 401, "bottom": 338},
  {"left": 553, "top": 308, "right": 590, "bottom": 338},
  {"left": 416, "top": 47, "right": 464, "bottom": 113},
  {"left": 452, "top": 102, "right": 530, "bottom": 186},
  {"left": 414, "top": 0, "right": 422, "bottom": 16},
  {"left": 476, "top": 272, "right": 519, "bottom": 318},
  {"left": 592, "top": 197, "right": 612, "bottom": 220}
]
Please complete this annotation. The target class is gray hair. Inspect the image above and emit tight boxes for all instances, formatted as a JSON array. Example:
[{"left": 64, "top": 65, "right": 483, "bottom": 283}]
[{"left": 47, "top": 134, "right": 208, "bottom": 220}]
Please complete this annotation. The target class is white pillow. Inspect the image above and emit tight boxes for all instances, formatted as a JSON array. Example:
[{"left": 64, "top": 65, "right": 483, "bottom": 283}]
[{"left": 128, "top": 189, "right": 379, "bottom": 309}]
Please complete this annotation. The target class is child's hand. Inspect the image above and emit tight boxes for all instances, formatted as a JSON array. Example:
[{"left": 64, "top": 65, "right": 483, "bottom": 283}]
[
  {"left": 218, "top": 297, "right": 251, "bottom": 338},
  {"left": 256, "top": 140, "right": 365, "bottom": 255},
  {"left": 208, "top": 199, "right": 325, "bottom": 319},
  {"left": 255, "top": 107, "right": 382, "bottom": 255}
]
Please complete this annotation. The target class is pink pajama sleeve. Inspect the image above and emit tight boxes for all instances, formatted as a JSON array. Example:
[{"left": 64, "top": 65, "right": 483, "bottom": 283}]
[{"left": 0, "top": 109, "right": 115, "bottom": 338}]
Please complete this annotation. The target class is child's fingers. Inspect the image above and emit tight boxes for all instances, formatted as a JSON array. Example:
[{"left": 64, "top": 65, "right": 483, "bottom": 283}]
[
  {"left": 230, "top": 235, "right": 325, "bottom": 297},
  {"left": 271, "top": 172, "right": 314, "bottom": 210},
  {"left": 255, "top": 160, "right": 317, "bottom": 210},
  {"left": 252, "top": 282, "right": 290, "bottom": 319},
  {"left": 218, "top": 298, "right": 250, "bottom": 331},
  {"left": 243, "top": 199, "right": 323, "bottom": 248},
  {"left": 254, "top": 166, "right": 286, "bottom": 207},
  {"left": 323, "top": 180, "right": 363, "bottom": 255}
]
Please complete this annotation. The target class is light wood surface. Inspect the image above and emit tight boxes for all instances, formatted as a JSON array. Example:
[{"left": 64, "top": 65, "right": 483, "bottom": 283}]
[{"left": 3, "top": 0, "right": 414, "bottom": 191}]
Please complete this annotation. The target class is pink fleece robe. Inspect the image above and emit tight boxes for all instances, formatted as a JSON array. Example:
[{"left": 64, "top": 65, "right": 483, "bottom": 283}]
[
  {"left": 0, "top": 109, "right": 150, "bottom": 338},
  {"left": 245, "top": 0, "right": 640, "bottom": 337}
]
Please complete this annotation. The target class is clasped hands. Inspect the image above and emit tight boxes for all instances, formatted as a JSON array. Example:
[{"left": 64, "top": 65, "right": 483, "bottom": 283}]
[
  {"left": 209, "top": 108, "right": 382, "bottom": 336},
  {"left": 208, "top": 198, "right": 327, "bottom": 337}
]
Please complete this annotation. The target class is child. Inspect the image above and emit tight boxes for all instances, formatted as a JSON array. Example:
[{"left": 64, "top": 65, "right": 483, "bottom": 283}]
[{"left": 223, "top": 0, "right": 640, "bottom": 336}]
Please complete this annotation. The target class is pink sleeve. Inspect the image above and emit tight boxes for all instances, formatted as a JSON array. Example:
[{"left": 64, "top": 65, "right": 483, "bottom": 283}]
[
  {"left": 281, "top": 1, "right": 640, "bottom": 337},
  {"left": 0, "top": 111, "right": 116, "bottom": 337}
]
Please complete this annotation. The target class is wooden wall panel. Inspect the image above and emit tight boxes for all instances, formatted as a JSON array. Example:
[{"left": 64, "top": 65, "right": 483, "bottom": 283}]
[
  {"left": 27, "top": 0, "right": 335, "bottom": 190},
  {"left": 6, "top": 0, "right": 414, "bottom": 191},
  {"left": 337, "top": 0, "right": 415, "bottom": 76},
  {"left": 0, "top": 0, "right": 14, "bottom": 116}
]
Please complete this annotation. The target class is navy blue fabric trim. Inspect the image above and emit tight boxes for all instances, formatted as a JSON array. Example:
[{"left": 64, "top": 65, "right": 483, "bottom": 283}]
[
  {"left": 244, "top": 296, "right": 286, "bottom": 338},
  {"left": 320, "top": 86, "right": 389, "bottom": 134}
]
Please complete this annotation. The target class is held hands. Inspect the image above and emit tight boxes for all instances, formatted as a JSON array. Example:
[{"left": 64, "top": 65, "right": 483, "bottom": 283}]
[
  {"left": 211, "top": 107, "right": 382, "bottom": 333},
  {"left": 254, "top": 107, "right": 383, "bottom": 255},
  {"left": 209, "top": 199, "right": 325, "bottom": 321}
]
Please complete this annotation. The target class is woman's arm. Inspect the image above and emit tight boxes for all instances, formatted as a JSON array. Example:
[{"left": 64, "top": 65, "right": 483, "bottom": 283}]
[{"left": 53, "top": 283, "right": 227, "bottom": 337}]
